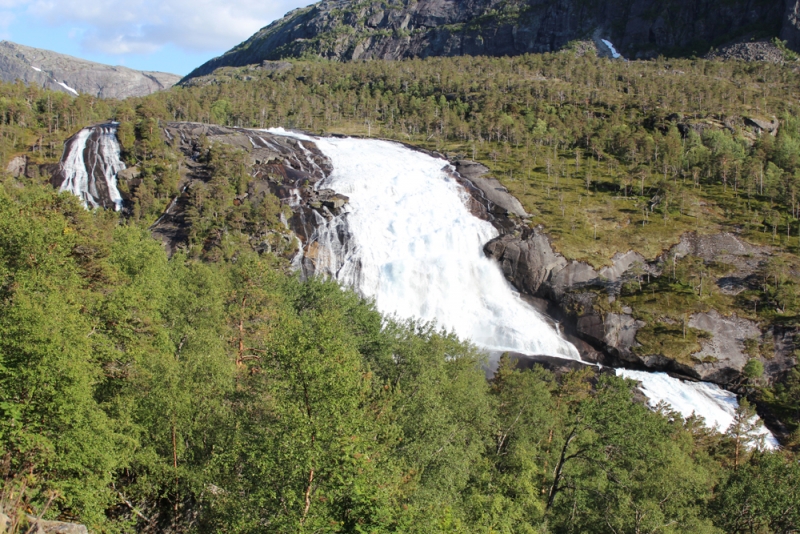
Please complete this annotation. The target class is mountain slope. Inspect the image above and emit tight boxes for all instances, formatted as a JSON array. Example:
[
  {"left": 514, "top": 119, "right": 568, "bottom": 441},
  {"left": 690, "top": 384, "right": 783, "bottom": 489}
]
[
  {"left": 0, "top": 41, "right": 181, "bottom": 99},
  {"left": 185, "top": 0, "right": 799, "bottom": 80}
]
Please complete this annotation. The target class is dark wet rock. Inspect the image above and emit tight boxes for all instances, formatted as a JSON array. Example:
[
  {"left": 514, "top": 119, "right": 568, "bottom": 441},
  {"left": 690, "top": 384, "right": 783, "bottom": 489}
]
[
  {"left": 781, "top": 0, "right": 800, "bottom": 51},
  {"left": 504, "top": 352, "right": 599, "bottom": 377},
  {"left": 0, "top": 40, "right": 180, "bottom": 99}
]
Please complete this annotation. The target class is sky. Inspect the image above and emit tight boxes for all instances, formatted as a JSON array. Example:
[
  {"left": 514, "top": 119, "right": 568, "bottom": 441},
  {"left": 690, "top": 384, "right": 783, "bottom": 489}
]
[{"left": 0, "top": 0, "right": 315, "bottom": 75}]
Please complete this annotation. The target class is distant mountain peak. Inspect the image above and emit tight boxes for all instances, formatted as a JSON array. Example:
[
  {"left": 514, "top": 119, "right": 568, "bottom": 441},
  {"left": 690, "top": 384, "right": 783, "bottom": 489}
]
[{"left": 0, "top": 41, "right": 181, "bottom": 99}]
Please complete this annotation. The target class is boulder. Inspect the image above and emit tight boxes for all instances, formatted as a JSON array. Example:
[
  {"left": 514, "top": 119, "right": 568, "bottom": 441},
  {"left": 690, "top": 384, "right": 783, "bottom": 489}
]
[
  {"left": 117, "top": 167, "right": 141, "bottom": 182},
  {"left": 6, "top": 154, "right": 26, "bottom": 177},
  {"left": 744, "top": 117, "right": 780, "bottom": 134},
  {"left": 26, "top": 517, "right": 89, "bottom": 534},
  {"left": 260, "top": 60, "right": 293, "bottom": 73},
  {"left": 483, "top": 230, "right": 567, "bottom": 297},
  {"left": 688, "top": 310, "right": 761, "bottom": 383}
]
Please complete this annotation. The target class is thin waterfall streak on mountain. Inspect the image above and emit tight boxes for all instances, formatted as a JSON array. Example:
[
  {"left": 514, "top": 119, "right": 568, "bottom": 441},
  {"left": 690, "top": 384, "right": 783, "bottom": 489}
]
[
  {"left": 617, "top": 369, "right": 779, "bottom": 449},
  {"left": 269, "top": 129, "right": 580, "bottom": 360},
  {"left": 58, "top": 124, "right": 125, "bottom": 211}
]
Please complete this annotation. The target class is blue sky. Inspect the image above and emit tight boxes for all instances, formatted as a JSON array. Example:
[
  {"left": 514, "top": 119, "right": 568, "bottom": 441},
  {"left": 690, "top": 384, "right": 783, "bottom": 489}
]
[{"left": 0, "top": 0, "right": 315, "bottom": 75}]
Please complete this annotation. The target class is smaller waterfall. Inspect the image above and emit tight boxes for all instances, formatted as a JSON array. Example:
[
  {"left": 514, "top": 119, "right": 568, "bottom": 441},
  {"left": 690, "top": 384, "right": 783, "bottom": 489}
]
[
  {"left": 57, "top": 123, "right": 125, "bottom": 211},
  {"left": 601, "top": 39, "right": 622, "bottom": 59},
  {"left": 618, "top": 369, "right": 779, "bottom": 449}
]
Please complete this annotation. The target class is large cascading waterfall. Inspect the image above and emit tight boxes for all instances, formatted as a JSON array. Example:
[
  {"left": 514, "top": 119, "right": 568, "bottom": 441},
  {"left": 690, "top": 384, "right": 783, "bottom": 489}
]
[
  {"left": 57, "top": 123, "right": 125, "bottom": 211},
  {"left": 269, "top": 129, "right": 779, "bottom": 447},
  {"left": 273, "top": 131, "right": 580, "bottom": 360}
]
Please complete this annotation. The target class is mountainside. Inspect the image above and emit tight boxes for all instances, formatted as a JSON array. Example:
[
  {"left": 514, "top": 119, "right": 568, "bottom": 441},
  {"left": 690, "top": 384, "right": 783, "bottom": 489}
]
[
  {"left": 186, "top": 0, "right": 800, "bottom": 80},
  {"left": 0, "top": 41, "right": 181, "bottom": 99}
]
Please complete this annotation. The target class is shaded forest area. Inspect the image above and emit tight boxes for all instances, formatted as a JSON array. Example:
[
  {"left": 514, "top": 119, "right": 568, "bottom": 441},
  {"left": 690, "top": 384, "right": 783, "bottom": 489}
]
[{"left": 0, "top": 52, "right": 799, "bottom": 532}]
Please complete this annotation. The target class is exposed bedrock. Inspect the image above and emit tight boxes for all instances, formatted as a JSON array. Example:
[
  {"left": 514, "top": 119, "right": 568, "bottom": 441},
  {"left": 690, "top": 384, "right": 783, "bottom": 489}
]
[
  {"left": 483, "top": 225, "right": 797, "bottom": 385},
  {"left": 152, "top": 122, "right": 334, "bottom": 257}
]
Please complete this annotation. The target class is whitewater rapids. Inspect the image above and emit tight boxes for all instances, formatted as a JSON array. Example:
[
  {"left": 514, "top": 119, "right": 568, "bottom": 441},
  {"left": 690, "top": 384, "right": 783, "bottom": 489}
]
[
  {"left": 618, "top": 369, "right": 779, "bottom": 448},
  {"left": 272, "top": 130, "right": 579, "bottom": 360}
]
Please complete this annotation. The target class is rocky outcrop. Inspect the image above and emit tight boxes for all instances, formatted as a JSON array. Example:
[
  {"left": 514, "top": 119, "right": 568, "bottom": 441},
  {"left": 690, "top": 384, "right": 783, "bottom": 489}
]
[
  {"left": 0, "top": 512, "right": 88, "bottom": 534},
  {"left": 480, "top": 220, "right": 796, "bottom": 384},
  {"left": 483, "top": 227, "right": 655, "bottom": 365},
  {"left": 744, "top": 117, "right": 781, "bottom": 135},
  {"left": 153, "top": 123, "right": 333, "bottom": 256},
  {"left": 184, "top": 0, "right": 792, "bottom": 80},
  {"left": 454, "top": 160, "right": 528, "bottom": 218},
  {"left": 706, "top": 40, "right": 790, "bottom": 64},
  {"left": 0, "top": 41, "right": 180, "bottom": 99},
  {"left": 26, "top": 517, "right": 89, "bottom": 534},
  {"left": 688, "top": 310, "right": 761, "bottom": 383}
]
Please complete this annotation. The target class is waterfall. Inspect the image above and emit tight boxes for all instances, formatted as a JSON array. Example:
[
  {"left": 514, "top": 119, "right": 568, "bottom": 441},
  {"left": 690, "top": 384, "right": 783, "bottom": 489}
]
[
  {"left": 58, "top": 123, "right": 125, "bottom": 211},
  {"left": 271, "top": 130, "right": 580, "bottom": 360},
  {"left": 618, "top": 369, "right": 779, "bottom": 449}
]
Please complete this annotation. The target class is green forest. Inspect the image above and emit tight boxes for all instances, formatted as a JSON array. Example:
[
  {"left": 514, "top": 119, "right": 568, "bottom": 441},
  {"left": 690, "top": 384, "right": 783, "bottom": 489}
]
[{"left": 0, "top": 51, "right": 799, "bottom": 532}]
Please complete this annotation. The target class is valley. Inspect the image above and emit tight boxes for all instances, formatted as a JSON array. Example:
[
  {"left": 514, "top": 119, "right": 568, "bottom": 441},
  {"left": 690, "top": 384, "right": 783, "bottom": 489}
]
[{"left": 0, "top": 2, "right": 799, "bottom": 530}]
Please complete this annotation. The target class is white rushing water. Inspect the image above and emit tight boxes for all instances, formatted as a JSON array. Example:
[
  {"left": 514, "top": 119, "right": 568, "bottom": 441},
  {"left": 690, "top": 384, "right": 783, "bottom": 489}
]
[
  {"left": 618, "top": 370, "right": 779, "bottom": 448},
  {"left": 59, "top": 124, "right": 125, "bottom": 211},
  {"left": 271, "top": 130, "right": 579, "bottom": 360}
]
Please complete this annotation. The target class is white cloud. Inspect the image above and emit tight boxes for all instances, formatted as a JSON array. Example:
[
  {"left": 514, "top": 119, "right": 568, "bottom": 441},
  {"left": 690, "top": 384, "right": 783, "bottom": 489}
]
[
  {"left": 20, "top": 0, "right": 313, "bottom": 55},
  {"left": 0, "top": 9, "right": 15, "bottom": 38}
]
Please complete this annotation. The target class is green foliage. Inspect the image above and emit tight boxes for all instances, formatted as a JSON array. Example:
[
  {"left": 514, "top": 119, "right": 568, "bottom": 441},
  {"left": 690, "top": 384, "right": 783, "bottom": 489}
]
[
  {"left": 712, "top": 451, "right": 800, "bottom": 533},
  {"left": 743, "top": 358, "right": 765, "bottom": 379}
]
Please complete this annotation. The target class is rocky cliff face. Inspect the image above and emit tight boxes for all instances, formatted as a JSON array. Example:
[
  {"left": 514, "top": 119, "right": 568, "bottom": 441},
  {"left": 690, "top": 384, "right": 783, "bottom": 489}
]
[
  {"left": 186, "top": 0, "right": 792, "bottom": 80},
  {"left": 0, "top": 41, "right": 181, "bottom": 99},
  {"left": 782, "top": 0, "right": 800, "bottom": 50},
  {"left": 483, "top": 225, "right": 797, "bottom": 386}
]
